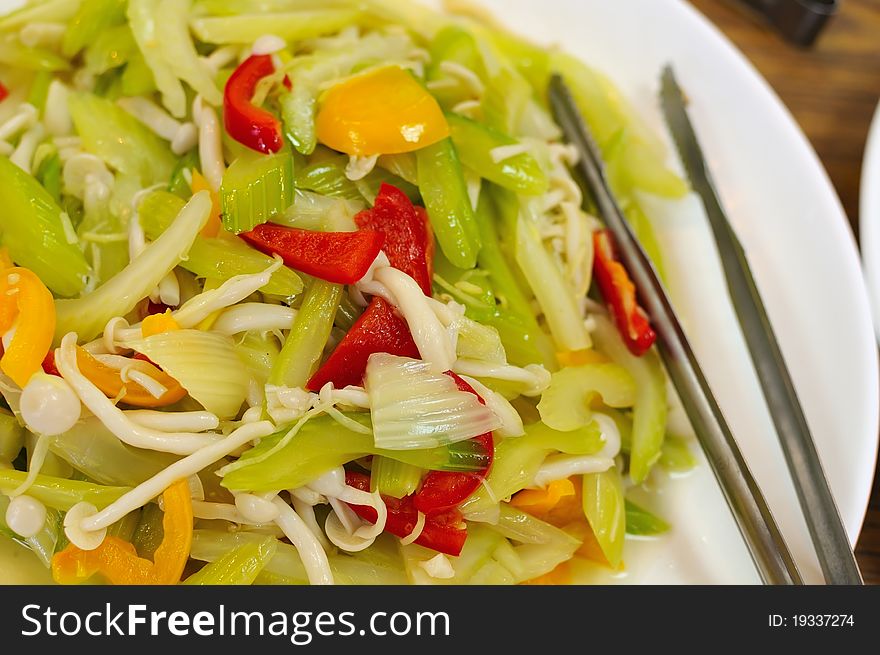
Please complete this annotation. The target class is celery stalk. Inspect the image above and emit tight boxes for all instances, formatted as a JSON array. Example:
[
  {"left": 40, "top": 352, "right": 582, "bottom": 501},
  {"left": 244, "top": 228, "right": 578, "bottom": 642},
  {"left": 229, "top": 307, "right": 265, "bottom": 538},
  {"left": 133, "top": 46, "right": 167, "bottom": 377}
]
[
  {"left": 0, "top": 0, "right": 81, "bottom": 32},
  {"left": 268, "top": 279, "right": 341, "bottom": 389},
  {"left": 121, "top": 51, "right": 157, "bottom": 96},
  {"left": 68, "top": 92, "right": 176, "bottom": 186},
  {"left": 581, "top": 468, "right": 626, "bottom": 569},
  {"left": 625, "top": 499, "right": 670, "bottom": 536},
  {"left": 55, "top": 191, "right": 211, "bottom": 342},
  {"left": 27, "top": 71, "right": 52, "bottom": 111},
  {"left": 371, "top": 456, "right": 422, "bottom": 499},
  {"left": 659, "top": 436, "right": 697, "bottom": 473},
  {"left": 0, "top": 471, "right": 130, "bottom": 511},
  {"left": 0, "top": 156, "right": 91, "bottom": 298},
  {"left": 190, "top": 10, "right": 363, "bottom": 44},
  {"left": 62, "top": 0, "right": 127, "bottom": 58},
  {"left": 295, "top": 153, "right": 361, "bottom": 201},
  {"left": 221, "top": 150, "right": 294, "bottom": 234},
  {"left": 281, "top": 86, "right": 317, "bottom": 156},
  {"left": 447, "top": 113, "right": 548, "bottom": 195},
  {"left": 417, "top": 138, "right": 481, "bottom": 269},
  {"left": 0, "top": 38, "right": 71, "bottom": 72},
  {"left": 184, "top": 537, "right": 277, "bottom": 585},
  {"left": 84, "top": 24, "right": 136, "bottom": 75},
  {"left": 222, "top": 414, "right": 489, "bottom": 493},
  {"left": 537, "top": 363, "right": 637, "bottom": 432},
  {"left": 0, "top": 411, "right": 24, "bottom": 463},
  {"left": 592, "top": 315, "right": 667, "bottom": 484},
  {"left": 156, "top": 0, "right": 223, "bottom": 104},
  {"left": 139, "top": 191, "right": 303, "bottom": 298}
]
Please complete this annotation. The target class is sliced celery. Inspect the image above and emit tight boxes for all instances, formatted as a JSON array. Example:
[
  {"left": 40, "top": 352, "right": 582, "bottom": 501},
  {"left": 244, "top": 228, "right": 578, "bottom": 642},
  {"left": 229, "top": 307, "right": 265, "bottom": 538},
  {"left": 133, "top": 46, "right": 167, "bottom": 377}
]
[
  {"left": 194, "top": 0, "right": 358, "bottom": 14},
  {"left": 121, "top": 51, "right": 157, "bottom": 96},
  {"left": 537, "top": 363, "right": 637, "bottom": 432},
  {"left": 62, "top": 0, "right": 127, "bottom": 58},
  {"left": 222, "top": 414, "right": 489, "bottom": 493},
  {"left": 0, "top": 471, "right": 130, "bottom": 511},
  {"left": 184, "top": 537, "right": 277, "bottom": 585},
  {"left": 0, "top": 0, "right": 81, "bottom": 32},
  {"left": 592, "top": 315, "right": 667, "bottom": 484},
  {"left": 294, "top": 153, "right": 361, "bottom": 201},
  {"left": 190, "top": 10, "right": 363, "bottom": 44},
  {"left": 235, "top": 332, "right": 281, "bottom": 388},
  {"left": 426, "top": 26, "right": 484, "bottom": 109},
  {"left": 139, "top": 191, "right": 303, "bottom": 298},
  {"left": 401, "top": 524, "right": 504, "bottom": 585},
  {"left": 371, "top": 456, "right": 423, "bottom": 499},
  {"left": 625, "top": 499, "right": 670, "bottom": 536},
  {"left": 0, "top": 37, "right": 71, "bottom": 72},
  {"left": 281, "top": 86, "right": 317, "bottom": 156},
  {"left": 268, "top": 279, "right": 341, "bottom": 388},
  {"left": 417, "top": 138, "right": 481, "bottom": 269},
  {"left": 84, "top": 24, "right": 136, "bottom": 75},
  {"left": 0, "top": 156, "right": 90, "bottom": 298},
  {"left": 447, "top": 113, "right": 548, "bottom": 196},
  {"left": 221, "top": 150, "right": 294, "bottom": 234},
  {"left": 27, "top": 71, "right": 52, "bottom": 112},
  {"left": 35, "top": 151, "right": 63, "bottom": 204},
  {"left": 581, "top": 468, "right": 626, "bottom": 569},
  {"left": 660, "top": 436, "right": 697, "bottom": 473},
  {"left": 68, "top": 92, "right": 176, "bottom": 186},
  {"left": 156, "top": 0, "right": 223, "bottom": 105}
]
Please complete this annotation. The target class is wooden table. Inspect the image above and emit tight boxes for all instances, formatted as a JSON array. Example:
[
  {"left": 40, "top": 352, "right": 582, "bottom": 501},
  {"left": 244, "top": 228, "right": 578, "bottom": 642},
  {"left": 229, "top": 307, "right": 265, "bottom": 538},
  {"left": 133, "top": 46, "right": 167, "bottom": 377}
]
[{"left": 689, "top": 0, "right": 880, "bottom": 584}]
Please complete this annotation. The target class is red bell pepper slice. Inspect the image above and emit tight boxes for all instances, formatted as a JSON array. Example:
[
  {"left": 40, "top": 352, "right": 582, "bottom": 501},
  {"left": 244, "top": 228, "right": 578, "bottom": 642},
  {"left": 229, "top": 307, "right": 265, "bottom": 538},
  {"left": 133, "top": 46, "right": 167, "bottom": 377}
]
[
  {"left": 224, "top": 55, "right": 284, "bottom": 155},
  {"left": 354, "top": 183, "right": 434, "bottom": 296},
  {"left": 345, "top": 471, "right": 467, "bottom": 557},
  {"left": 307, "top": 297, "right": 419, "bottom": 390},
  {"left": 41, "top": 350, "right": 60, "bottom": 377},
  {"left": 592, "top": 229, "right": 657, "bottom": 357},
  {"left": 241, "top": 223, "right": 385, "bottom": 285},
  {"left": 0, "top": 81, "right": 8, "bottom": 103},
  {"left": 412, "top": 373, "right": 494, "bottom": 516}
]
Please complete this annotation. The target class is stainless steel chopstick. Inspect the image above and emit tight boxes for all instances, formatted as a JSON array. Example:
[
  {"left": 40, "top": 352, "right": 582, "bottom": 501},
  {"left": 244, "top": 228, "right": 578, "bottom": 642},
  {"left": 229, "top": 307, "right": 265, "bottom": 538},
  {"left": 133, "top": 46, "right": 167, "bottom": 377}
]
[
  {"left": 548, "top": 74, "right": 803, "bottom": 585},
  {"left": 658, "top": 65, "right": 863, "bottom": 585}
]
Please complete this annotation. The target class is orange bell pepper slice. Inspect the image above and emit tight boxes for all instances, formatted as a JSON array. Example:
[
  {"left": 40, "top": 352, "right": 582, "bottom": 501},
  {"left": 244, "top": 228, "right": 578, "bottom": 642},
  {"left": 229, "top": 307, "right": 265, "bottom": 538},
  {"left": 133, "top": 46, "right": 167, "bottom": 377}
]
[
  {"left": 509, "top": 478, "right": 577, "bottom": 515},
  {"left": 316, "top": 66, "right": 449, "bottom": 156},
  {"left": 141, "top": 310, "right": 181, "bottom": 338},
  {"left": 52, "top": 479, "right": 194, "bottom": 585},
  {"left": 76, "top": 347, "right": 187, "bottom": 408},
  {"left": 190, "top": 170, "right": 222, "bottom": 238},
  {"left": 0, "top": 267, "right": 56, "bottom": 388}
]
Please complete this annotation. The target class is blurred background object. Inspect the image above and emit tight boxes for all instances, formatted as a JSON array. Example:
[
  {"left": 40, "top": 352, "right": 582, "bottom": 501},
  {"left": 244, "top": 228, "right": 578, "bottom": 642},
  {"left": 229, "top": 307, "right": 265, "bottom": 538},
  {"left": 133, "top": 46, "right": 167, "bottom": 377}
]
[{"left": 735, "top": 0, "right": 839, "bottom": 46}]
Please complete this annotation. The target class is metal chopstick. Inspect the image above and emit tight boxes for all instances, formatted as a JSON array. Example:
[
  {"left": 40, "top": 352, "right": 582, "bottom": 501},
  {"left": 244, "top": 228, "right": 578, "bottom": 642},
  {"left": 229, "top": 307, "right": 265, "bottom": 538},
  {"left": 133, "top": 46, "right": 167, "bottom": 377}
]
[
  {"left": 548, "top": 74, "right": 803, "bottom": 585},
  {"left": 658, "top": 65, "right": 862, "bottom": 585}
]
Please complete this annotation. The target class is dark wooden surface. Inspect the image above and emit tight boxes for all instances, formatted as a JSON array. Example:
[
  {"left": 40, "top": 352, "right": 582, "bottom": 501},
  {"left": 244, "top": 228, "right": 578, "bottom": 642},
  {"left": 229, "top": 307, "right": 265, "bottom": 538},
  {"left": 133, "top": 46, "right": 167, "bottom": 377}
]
[{"left": 688, "top": 0, "right": 880, "bottom": 584}]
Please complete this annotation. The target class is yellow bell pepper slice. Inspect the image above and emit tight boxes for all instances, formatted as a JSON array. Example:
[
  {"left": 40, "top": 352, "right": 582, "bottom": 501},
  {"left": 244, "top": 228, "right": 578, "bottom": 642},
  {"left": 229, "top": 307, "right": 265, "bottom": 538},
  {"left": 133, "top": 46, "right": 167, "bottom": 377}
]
[
  {"left": 316, "top": 66, "right": 449, "bottom": 156},
  {"left": 509, "top": 478, "right": 576, "bottom": 515},
  {"left": 191, "top": 170, "right": 223, "bottom": 238},
  {"left": 76, "top": 346, "right": 187, "bottom": 408},
  {"left": 52, "top": 479, "right": 194, "bottom": 585},
  {"left": 141, "top": 310, "right": 181, "bottom": 338},
  {"left": 0, "top": 267, "right": 56, "bottom": 388}
]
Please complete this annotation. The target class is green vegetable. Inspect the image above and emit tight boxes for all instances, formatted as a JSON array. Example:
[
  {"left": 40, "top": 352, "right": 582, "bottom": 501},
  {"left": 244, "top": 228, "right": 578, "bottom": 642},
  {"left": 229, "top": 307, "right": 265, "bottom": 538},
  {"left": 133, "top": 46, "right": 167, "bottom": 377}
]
[
  {"left": 660, "top": 436, "right": 697, "bottom": 473},
  {"left": 447, "top": 113, "right": 548, "bottom": 195},
  {"left": 281, "top": 86, "right": 317, "bottom": 156},
  {"left": 68, "top": 92, "right": 176, "bottom": 186},
  {"left": 592, "top": 315, "right": 667, "bottom": 484},
  {"left": 0, "top": 156, "right": 91, "bottom": 298},
  {"left": 190, "top": 9, "right": 363, "bottom": 43},
  {"left": 127, "top": 0, "right": 187, "bottom": 117},
  {"left": 156, "top": 0, "right": 223, "bottom": 105},
  {"left": 221, "top": 150, "right": 295, "bottom": 234},
  {"left": 131, "top": 502, "right": 164, "bottom": 559},
  {"left": 235, "top": 331, "right": 281, "bottom": 389},
  {"left": 401, "top": 524, "right": 503, "bottom": 585},
  {"left": 222, "top": 414, "right": 490, "bottom": 492},
  {"left": 138, "top": 191, "right": 303, "bottom": 298},
  {"left": 62, "top": 0, "right": 127, "bottom": 58},
  {"left": 50, "top": 418, "right": 179, "bottom": 487},
  {"left": 127, "top": 330, "right": 251, "bottom": 419},
  {"left": 0, "top": 471, "right": 130, "bottom": 511},
  {"left": 581, "top": 468, "right": 625, "bottom": 569},
  {"left": 35, "top": 152, "right": 62, "bottom": 203},
  {"left": 462, "top": 421, "right": 604, "bottom": 518},
  {"left": 0, "top": 0, "right": 81, "bottom": 32},
  {"left": 27, "top": 71, "right": 52, "bottom": 111},
  {"left": 268, "top": 279, "right": 341, "bottom": 388},
  {"left": 417, "top": 138, "right": 481, "bottom": 269},
  {"left": 426, "top": 26, "right": 484, "bottom": 109},
  {"left": 55, "top": 191, "right": 211, "bottom": 342},
  {"left": 371, "top": 456, "right": 422, "bottom": 499},
  {"left": 84, "top": 24, "right": 137, "bottom": 75},
  {"left": 294, "top": 152, "right": 361, "bottom": 201},
  {"left": 625, "top": 499, "right": 670, "bottom": 536},
  {"left": 0, "top": 411, "right": 24, "bottom": 463},
  {"left": 121, "top": 51, "right": 157, "bottom": 96},
  {"left": 0, "top": 37, "right": 71, "bottom": 72},
  {"left": 537, "top": 363, "right": 637, "bottom": 432},
  {"left": 184, "top": 537, "right": 277, "bottom": 585}
]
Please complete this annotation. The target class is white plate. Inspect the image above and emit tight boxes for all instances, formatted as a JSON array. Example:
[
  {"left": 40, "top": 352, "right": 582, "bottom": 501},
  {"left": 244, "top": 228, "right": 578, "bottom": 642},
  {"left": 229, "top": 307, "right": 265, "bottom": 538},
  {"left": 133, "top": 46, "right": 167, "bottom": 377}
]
[
  {"left": 1, "top": 0, "right": 877, "bottom": 585},
  {"left": 861, "top": 103, "right": 880, "bottom": 338}
]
